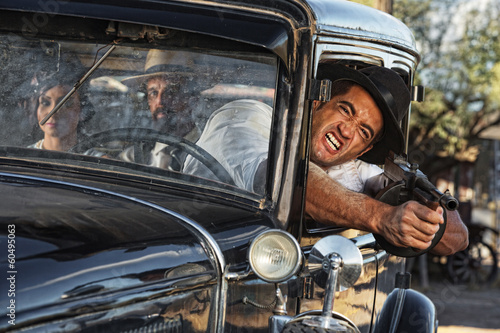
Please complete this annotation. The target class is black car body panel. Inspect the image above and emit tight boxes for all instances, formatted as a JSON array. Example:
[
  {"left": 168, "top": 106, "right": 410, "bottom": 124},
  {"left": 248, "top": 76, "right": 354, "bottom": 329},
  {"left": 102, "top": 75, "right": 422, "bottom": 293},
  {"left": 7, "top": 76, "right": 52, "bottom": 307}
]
[{"left": 1, "top": 167, "right": 275, "bottom": 332}]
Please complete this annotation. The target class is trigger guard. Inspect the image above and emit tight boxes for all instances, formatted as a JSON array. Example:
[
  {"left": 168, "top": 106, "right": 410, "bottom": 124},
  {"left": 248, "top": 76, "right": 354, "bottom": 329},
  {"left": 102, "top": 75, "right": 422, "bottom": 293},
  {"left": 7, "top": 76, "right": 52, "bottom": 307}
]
[{"left": 373, "top": 182, "right": 447, "bottom": 257}]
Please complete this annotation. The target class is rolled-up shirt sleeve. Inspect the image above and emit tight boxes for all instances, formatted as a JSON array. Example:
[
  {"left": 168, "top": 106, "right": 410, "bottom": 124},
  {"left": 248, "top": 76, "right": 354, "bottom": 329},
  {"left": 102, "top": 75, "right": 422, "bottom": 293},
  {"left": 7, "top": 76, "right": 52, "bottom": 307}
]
[{"left": 183, "top": 99, "right": 272, "bottom": 193}]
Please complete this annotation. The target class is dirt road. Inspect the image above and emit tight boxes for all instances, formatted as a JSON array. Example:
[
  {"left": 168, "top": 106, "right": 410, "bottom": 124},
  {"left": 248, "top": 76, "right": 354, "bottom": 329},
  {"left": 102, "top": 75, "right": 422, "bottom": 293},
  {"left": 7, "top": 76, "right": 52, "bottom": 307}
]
[{"left": 419, "top": 280, "right": 500, "bottom": 332}]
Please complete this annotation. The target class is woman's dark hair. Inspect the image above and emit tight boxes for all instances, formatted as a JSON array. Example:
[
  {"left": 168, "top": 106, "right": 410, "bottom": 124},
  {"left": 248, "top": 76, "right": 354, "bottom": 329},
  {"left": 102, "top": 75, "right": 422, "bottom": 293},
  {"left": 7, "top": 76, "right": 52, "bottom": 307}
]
[{"left": 31, "top": 55, "right": 95, "bottom": 141}]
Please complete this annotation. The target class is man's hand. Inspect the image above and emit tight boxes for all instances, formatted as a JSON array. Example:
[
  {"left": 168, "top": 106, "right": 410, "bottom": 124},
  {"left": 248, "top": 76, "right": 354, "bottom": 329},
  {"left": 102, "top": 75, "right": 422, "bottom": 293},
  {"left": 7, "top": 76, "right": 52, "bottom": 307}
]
[
  {"left": 375, "top": 201, "right": 444, "bottom": 250},
  {"left": 305, "top": 161, "right": 468, "bottom": 255},
  {"left": 430, "top": 209, "right": 468, "bottom": 256}
]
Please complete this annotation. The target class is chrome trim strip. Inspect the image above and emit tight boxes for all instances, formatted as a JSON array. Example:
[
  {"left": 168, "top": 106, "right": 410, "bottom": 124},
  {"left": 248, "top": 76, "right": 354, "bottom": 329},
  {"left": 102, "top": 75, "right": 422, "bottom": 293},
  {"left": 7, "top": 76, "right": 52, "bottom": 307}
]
[
  {"left": 352, "top": 233, "right": 377, "bottom": 249},
  {"left": 389, "top": 289, "right": 407, "bottom": 333},
  {"left": 0, "top": 171, "right": 226, "bottom": 332},
  {"left": 287, "top": 310, "right": 361, "bottom": 333}
]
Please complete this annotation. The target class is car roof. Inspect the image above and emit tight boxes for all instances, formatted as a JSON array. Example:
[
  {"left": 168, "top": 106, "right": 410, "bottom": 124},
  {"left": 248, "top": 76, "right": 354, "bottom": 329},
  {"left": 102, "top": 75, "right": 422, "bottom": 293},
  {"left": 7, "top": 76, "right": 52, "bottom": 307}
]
[{"left": 0, "top": 0, "right": 419, "bottom": 69}]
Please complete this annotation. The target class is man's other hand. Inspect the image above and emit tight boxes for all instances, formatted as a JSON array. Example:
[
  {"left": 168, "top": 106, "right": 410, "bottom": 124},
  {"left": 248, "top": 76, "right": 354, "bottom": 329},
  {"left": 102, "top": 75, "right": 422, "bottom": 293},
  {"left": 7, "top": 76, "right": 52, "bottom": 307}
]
[{"left": 376, "top": 202, "right": 444, "bottom": 250}]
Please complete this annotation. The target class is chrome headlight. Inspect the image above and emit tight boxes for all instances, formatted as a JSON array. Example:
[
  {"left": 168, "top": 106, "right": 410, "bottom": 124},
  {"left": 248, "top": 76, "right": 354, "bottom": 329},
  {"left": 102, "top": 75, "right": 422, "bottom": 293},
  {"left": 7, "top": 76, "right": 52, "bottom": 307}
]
[{"left": 248, "top": 229, "right": 302, "bottom": 283}]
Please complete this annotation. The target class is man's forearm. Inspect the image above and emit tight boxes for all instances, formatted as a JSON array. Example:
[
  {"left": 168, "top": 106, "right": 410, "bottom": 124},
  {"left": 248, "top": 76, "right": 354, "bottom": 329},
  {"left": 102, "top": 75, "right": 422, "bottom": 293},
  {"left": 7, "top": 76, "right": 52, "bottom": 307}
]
[{"left": 305, "top": 162, "right": 386, "bottom": 233}]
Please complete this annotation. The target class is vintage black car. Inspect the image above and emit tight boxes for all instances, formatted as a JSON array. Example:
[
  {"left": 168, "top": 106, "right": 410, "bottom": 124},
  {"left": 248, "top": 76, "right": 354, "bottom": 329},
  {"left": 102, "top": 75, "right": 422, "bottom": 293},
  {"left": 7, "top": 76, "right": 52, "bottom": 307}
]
[{"left": 0, "top": 0, "right": 438, "bottom": 332}]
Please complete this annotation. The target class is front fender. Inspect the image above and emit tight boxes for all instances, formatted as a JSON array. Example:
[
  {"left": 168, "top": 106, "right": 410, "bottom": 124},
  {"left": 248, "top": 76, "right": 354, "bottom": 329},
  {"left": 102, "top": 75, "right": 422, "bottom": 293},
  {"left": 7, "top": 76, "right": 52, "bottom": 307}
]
[{"left": 373, "top": 288, "right": 437, "bottom": 333}]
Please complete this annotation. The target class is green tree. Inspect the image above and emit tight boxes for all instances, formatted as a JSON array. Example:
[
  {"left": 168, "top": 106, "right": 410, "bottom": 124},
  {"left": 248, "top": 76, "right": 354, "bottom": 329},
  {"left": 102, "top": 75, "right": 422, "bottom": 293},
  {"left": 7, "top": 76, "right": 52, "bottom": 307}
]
[{"left": 394, "top": 0, "right": 500, "bottom": 178}]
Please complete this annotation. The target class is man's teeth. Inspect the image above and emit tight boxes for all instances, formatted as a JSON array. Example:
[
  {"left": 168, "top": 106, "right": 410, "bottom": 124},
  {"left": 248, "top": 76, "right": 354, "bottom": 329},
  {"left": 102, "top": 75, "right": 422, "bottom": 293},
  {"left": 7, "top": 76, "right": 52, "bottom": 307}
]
[{"left": 326, "top": 133, "right": 340, "bottom": 150}]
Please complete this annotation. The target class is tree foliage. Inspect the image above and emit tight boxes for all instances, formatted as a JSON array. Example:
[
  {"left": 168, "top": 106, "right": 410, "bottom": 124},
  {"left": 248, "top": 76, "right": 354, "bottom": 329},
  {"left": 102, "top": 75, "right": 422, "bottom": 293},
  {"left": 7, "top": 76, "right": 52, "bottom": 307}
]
[{"left": 393, "top": 0, "right": 500, "bottom": 175}]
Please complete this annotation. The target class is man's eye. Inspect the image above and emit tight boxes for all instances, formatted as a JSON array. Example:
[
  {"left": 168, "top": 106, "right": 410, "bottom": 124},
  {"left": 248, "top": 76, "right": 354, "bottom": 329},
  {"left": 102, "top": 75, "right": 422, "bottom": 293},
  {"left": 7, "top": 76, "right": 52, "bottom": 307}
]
[
  {"left": 339, "top": 105, "right": 350, "bottom": 115},
  {"left": 359, "top": 127, "right": 371, "bottom": 140},
  {"left": 148, "top": 90, "right": 158, "bottom": 98}
]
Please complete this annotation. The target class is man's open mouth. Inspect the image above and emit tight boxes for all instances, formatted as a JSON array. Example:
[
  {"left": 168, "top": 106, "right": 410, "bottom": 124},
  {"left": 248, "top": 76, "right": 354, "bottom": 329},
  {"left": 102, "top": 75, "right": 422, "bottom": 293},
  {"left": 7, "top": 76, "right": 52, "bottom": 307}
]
[{"left": 326, "top": 132, "right": 340, "bottom": 151}]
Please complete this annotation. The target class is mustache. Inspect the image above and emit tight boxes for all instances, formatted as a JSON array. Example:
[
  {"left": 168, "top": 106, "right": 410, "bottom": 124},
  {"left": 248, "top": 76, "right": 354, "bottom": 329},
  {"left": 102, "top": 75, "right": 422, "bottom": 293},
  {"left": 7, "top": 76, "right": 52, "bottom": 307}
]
[
  {"left": 152, "top": 108, "right": 169, "bottom": 120},
  {"left": 152, "top": 113, "right": 193, "bottom": 133},
  {"left": 153, "top": 115, "right": 177, "bottom": 131}
]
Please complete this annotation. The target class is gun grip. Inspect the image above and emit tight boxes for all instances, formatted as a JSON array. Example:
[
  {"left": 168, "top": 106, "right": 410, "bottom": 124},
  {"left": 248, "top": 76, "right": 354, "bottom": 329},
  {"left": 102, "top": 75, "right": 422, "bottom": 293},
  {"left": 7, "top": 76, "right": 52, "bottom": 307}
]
[{"left": 374, "top": 182, "right": 447, "bottom": 257}]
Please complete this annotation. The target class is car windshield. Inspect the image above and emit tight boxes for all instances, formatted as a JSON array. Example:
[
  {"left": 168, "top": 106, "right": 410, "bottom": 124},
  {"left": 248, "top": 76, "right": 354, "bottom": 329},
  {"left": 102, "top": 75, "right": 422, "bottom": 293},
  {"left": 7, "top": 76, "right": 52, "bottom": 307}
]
[{"left": 0, "top": 30, "right": 277, "bottom": 199}]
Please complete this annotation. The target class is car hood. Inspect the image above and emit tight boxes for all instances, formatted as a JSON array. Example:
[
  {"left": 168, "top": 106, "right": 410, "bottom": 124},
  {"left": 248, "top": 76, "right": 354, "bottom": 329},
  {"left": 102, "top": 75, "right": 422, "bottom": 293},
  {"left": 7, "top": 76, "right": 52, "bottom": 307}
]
[{"left": 0, "top": 171, "right": 273, "bottom": 326}]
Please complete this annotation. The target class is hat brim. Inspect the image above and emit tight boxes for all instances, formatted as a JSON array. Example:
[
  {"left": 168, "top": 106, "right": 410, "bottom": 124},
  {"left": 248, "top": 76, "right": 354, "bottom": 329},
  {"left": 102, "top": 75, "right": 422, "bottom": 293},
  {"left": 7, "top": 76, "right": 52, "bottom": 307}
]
[
  {"left": 316, "top": 63, "right": 405, "bottom": 165},
  {"left": 121, "top": 72, "right": 187, "bottom": 89},
  {"left": 121, "top": 71, "right": 213, "bottom": 92}
]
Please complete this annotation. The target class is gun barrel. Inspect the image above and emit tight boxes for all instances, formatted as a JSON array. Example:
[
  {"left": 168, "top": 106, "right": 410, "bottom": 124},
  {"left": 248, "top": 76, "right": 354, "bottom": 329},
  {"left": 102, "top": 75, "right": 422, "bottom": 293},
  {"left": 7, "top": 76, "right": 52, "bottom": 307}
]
[
  {"left": 439, "top": 193, "right": 459, "bottom": 211},
  {"left": 415, "top": 177, "right": 459, "bottom": 211}
]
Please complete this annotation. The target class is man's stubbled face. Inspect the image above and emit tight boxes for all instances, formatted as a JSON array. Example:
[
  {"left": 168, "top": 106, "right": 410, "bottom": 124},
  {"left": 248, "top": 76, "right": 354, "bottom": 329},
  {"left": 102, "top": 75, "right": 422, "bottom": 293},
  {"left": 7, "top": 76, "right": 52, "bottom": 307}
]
[
  {"left": 146, "top": 76, "right": 195, "bottom": 137},
  {"left": 310, "top": 84, "right": 383, "bottom": 170}
]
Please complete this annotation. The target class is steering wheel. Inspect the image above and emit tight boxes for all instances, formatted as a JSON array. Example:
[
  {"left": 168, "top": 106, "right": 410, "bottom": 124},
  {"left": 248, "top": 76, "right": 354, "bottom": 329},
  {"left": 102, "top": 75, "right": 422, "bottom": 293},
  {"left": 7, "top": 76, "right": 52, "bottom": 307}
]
[
  {"left": 373, "top": 181, "right": 447, "bottom": 257},
  {"left": 69, "top": 128, "right": 235, "bottom": 186}
]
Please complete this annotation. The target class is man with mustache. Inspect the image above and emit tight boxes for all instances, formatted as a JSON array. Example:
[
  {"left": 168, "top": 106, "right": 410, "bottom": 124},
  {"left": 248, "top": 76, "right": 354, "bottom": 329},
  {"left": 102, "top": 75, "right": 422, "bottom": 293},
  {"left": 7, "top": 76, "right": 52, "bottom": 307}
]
[
  {"left": 121, "top": 49, "right": 203, "bottom": 169},
  {"left": 185, "top": 63, "right": 468, "bottom": 255}
]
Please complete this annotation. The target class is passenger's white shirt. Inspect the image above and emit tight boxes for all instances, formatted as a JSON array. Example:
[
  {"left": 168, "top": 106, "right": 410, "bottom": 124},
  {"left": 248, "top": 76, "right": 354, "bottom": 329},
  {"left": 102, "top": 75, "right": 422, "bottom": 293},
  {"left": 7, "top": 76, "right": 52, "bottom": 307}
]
[
  {"left": 183, "top": 100, "right": 271, "bottom": 192},
  {"left": 184, "top": 99, "right": 384, "bottom": 194}
]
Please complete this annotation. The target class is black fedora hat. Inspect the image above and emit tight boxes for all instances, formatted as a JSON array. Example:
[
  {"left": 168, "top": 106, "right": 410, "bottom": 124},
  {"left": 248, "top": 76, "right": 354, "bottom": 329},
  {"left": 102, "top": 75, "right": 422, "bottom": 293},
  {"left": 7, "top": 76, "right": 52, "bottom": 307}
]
[{"left": 316, "top": 63, "right": 411, "bottom": 165}]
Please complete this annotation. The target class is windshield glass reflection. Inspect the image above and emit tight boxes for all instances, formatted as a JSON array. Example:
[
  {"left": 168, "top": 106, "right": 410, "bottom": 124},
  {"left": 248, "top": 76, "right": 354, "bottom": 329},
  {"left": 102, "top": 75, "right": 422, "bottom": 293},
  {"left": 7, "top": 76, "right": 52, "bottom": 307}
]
[{"left": 0, "top": 34, "right": 277, "bottom": 197}]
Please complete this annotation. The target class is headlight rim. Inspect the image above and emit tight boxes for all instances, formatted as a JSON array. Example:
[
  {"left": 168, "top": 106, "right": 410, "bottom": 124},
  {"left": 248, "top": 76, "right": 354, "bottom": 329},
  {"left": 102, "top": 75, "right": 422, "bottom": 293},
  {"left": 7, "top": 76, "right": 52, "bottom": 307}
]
[{"left": 247, "top": 229, "right": 302, "bottom": 283}]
